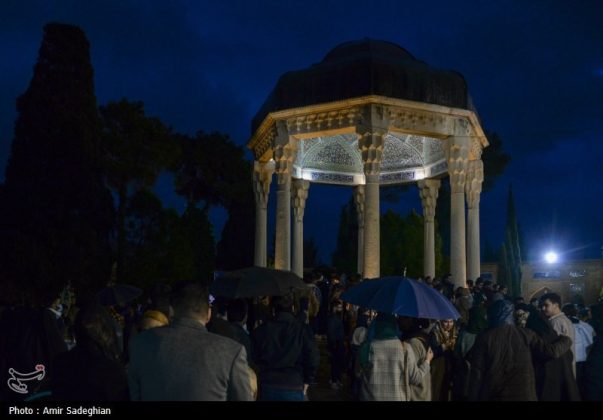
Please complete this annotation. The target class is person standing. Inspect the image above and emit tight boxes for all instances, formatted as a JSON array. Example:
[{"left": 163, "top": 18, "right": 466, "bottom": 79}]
[
  {"left": 541, "top": 293, "right": 576, "bottom": 377},
  {"left": 326, "top": 300, "right": 346, "bottom": 389},
  {"left": 562, "top": 303, "right": 596, "bottom": 398},
  {"left": 252, "top": 294, "right": 319, "bottom": 401},
  {"left": 357, "top": 313, "right": 431, "bottom": 401},
  {"left": 399, "top": 316, "right": 434, "bottom": 401},
  {"left": 52, "top": 304, "right": 128, "bottom": 401},
  {"left": 468, "top": 300, "right": 572, "bottom": 401},
  {"left": 128, "top": 282, "right": 253, "bottom": 401},
  {"left": 429, "top": 319, "right": 458, "bottom": 401},
  {"left": 524, "top": 306, "right": 579, "bottom": 401}
]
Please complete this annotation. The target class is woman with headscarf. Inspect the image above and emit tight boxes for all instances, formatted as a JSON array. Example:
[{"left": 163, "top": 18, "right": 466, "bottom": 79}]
[
  {"left": 429, "top": 319, "right": 458, "bottom": 401},
  {"left": 399, "top": 317, "right": 434, "bottom": 401},
  {"left": 357, "top": 313, "right": 431, "bottom": 401},
  {"left": 51, "top": 304, "right": 129, "bottom": 401},
  {"left": 454, "top": 287, "right": 473, "bottom": 327}
]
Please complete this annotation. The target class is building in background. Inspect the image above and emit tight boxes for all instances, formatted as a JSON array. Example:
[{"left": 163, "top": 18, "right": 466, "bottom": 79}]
[{"left": 481, "top": 259, "right": 603, "bottom": 305}]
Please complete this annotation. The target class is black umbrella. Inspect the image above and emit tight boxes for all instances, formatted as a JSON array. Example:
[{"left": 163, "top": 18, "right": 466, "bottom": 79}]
[
  {"left": 210, "top": 266, "right": 305, "bottom": 298},
  {"left": 96, "top": 283, "right": 142, "bottom": 307}
]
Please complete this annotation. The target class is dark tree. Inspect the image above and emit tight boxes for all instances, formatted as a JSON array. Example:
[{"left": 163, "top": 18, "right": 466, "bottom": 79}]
[
  {"left": 483, "top": 239, "right": 498, "bottom": 263},
  {"left": 0, "top": 23, "right": 114, "bottom": 302},
  {"left": 435, "top": 180, "right": 452, "bottom": 259},
  {"left": 99, "top": 99, "right": 174, "bottom": 282},
  {"left": 482, "top": 131, "right": 511, "bottom": 192},
  {"left": 215, "top": 156, "right": 255, "bottom": 271},
  {"left": 122, "top": 189, "right": 215, "bottom": 288},
  {"left": 304, "top": 237, "right": 321, "bottom": 269},
  {"left": 174, "top": 131, "right": 254, "bottom": 272},
  {"left": 173, "top": 131, "right": 249, "bottom": 210},
  {"left": 498, "top": 184, "right": 523, "bottom": 297},
  {"left": 380, "top": 210, "right": 406, "bottom": 276},
  {"left": 180, "top": 205, "right": 215, "bottom": 285},
  {"left": 331, "top": 196, "right": 358, "bottom": 275},
  {"left": 215, "top": 204, "right": 254, "bottom": 271},
  {"left": 380, "top": 209, "right": 444, "bottom": 278}
]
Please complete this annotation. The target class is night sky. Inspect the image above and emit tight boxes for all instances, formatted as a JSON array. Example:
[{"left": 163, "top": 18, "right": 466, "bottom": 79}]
[{"left": 1, "top": 0, "right": 602, "bottom": 265}]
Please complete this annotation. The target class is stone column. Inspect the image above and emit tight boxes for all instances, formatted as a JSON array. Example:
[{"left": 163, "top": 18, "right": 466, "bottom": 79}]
[
  {"left": 446, "top": 129, "right": 471, "bottom": 288},
  {"left": 466, "top": 159, "right": 484, "bottom": 281},
  {"left": 273, "top": 123, "right": 297, "bottom": 271},
  {"left": 253, "top": 161, "right": 274, "bottom": 267},
  {"left": 358, "top": 125, "right": 385, "bottom": 279},
  {"left": 418, "top": 179, "right": 440, "bottom": 279},
  {"left": 353, "top": 185, "right": 365, "bottom": 276},
  {"left": 291, "top": 179, "right": 310, "bottom": 278}
]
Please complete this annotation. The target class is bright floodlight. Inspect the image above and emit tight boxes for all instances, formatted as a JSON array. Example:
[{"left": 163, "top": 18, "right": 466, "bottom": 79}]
[{"left": 545, "top": 251, "right": 558, "bottom": 264}]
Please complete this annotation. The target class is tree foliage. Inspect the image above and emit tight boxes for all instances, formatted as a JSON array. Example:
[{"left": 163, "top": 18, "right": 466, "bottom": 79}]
[
  {"left": 381, "top": 209, "right": 444, "bottom": 278},
  {"left": 121, "top": 189, "right": 215, "bottom": 289},
  {"left": 330, "top": 198, "right": 444, "bottom": 278},
  {"left": 331, "top": 196, "right": 358, "bottom": 275},
  {"left": 173, "top": 131, "right": 248, "bottom": 210},
  {"left": 497, "top": 185, "right": 523, "bottom": 297},
  {"left": 482, "top": 131, "right": 511, "bottom": 192},
  {"left": 216, "top": 200, "right": 255, "bottom": 271},
  {"left": 173, "top": 131, "right": 253, "bottom": 273},
  {"left": 0, "top": 23, "right": 114, "bottom": 303},
  {"left": 304, "top": 237, "right": 321, "bottom": 269},
  {"left": 99, "top": 99, "right": 174, "bottom": 282}
]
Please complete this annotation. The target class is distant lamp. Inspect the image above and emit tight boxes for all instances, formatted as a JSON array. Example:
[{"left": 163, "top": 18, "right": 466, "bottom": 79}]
[{"left": 544, "top": 251, "right": 558, "bottom": 264}]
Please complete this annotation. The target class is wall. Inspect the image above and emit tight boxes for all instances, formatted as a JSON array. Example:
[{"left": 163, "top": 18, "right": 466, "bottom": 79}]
[{"left": 480, "top": 259, "right": 603, "bottom": 305}]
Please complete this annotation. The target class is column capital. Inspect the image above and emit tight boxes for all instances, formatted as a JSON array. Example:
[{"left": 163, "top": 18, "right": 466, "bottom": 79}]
[
  {"left": 418, "top": 179, "right": 441, "bottom": 222},
  {"left": 465, "top": 159, "right": 484, "bottom": 209},
  {"left": 291, "top": 178, "right": 310, "bottom": 222},
  {"left": 356, "top": 104, "right": 389, "bottom": 178},
  {"left": 274, "top": 142, "right": 297, "bottom": 185},
  {"left": 357, "top": 130, "right": 385, "bottom": 178},
  {"left": 354, "top": 185, "right": 365, "bottom": 228},
  {"left": 253, "top": 161, "right": 274, "bottom": 209},
  {"left": 446, "top": 136, "right": 471, "bottom": 193}
]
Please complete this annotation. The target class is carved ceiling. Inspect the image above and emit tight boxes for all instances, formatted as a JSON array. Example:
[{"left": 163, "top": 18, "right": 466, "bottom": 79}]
[{"left": 293, "top": 132, "right": 446, "bottom": 185}]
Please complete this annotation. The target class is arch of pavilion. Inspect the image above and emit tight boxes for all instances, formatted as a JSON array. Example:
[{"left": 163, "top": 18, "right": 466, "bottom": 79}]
[{"left": 248, "top": 40, "right": 488, "bottom": 288}]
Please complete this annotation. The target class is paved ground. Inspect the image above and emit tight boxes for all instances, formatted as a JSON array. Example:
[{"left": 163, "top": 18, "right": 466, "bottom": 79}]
[{"left": 306, "top": 337, "right": 353, "bottom": 401}]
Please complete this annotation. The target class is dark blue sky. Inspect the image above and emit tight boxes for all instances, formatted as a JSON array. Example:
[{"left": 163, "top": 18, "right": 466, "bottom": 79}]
[{"left": 1, "top": 0, "right": 602, "bottom": 264}]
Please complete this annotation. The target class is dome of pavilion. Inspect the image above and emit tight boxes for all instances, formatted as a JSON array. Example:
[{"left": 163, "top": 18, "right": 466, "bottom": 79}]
[{"left": 252, "top": 39, "right": 471, "bottom": 133}]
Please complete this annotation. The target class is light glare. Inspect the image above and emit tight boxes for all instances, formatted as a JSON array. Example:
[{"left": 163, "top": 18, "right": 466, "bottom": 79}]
[{"left": 544, "top": 251, "right": 558, "bottom": 264}]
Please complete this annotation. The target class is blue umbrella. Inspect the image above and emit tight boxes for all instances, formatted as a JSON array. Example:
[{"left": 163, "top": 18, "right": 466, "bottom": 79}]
[{"left": 341, "top": 276, "right": 460, "bottom": 320}]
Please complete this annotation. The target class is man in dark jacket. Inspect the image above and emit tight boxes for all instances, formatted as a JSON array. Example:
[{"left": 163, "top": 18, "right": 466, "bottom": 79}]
[
  {"left": 227, "top": 299, "right": 253, "bottom": 366},
  {"left": 252, "top": 294, "right": 320, "bottom": 401},
  {"left": 468, "top": 300, "right": 572, "bottom": 401}
]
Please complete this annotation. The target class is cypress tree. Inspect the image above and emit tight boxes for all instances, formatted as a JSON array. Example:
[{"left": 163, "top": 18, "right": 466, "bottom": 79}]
[
  {"left": 498, "top": 185, "right": 523, "bottom": 297},
  {"left": 216, "top": 203, "right": 255, "bottom": 271},
  {"left": 0, "top": 23, "right": 114, "bottom": 302},
  {"left": 331, "top": 196, "right": 358, "bottom": 274}
]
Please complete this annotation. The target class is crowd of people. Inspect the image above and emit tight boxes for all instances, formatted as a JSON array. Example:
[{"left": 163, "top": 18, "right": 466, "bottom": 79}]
[{"left": 0, "top": 271, "right": 602, "bottom": 401}]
